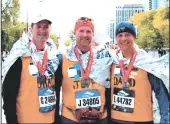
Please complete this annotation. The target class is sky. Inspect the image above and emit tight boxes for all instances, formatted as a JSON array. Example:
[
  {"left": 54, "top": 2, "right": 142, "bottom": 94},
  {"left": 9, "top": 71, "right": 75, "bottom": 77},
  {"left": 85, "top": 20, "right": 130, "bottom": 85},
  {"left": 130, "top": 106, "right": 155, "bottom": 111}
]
[{"left": 19, "top": 0, "right": 148, "bottom": 38}]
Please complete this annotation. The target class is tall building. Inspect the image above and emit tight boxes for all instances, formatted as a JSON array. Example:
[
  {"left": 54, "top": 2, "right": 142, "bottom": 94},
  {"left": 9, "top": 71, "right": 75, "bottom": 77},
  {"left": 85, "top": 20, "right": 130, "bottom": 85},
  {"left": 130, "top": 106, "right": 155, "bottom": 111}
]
[
  {"left": 149, "top": 0, "right": 152, "bottom": 10},
  {"left": 160, "top": 0, "right": 169, "bottom": 7},
  {"left": 152, "top": 0, "right": 159, "bottom": 9},
  {"left": 115, "top": 4, "right": 145, "bottom": 25},
  {"left": 107, "top": 20, "right": 115, "bottom": 43},
  {"left": 149, "top": 0, "right": 169, "bottom": 10}
]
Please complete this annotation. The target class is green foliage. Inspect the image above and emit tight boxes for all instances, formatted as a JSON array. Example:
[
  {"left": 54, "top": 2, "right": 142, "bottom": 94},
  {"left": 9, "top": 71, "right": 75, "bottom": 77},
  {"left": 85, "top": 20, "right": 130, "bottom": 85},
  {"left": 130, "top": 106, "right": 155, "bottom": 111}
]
[
  {"left": 1, "top": 30, "right": 11, "bottom": 52},
  {"left": 136, "top": 26, "right": 155, "bottom": 48},
  {"left": 10, "top": 22, "right": 26, "bottom": 40},
  {"left": 50, "top": 33, "right": 59, "bottom": 47},
  {"left": 130, "top": 7, "right": 169, "bottom": 48},
  {"left": 2, "top": 0, "right": 20, "bottom": 28},
  {"left": 161, "top": 7, "right": 169, "bottom": 19},
  {"left": 1, "top": 22, "right": 26, "bottom": 51},
  {"left": 64, "top": 39, "right": 72, "bottom": 46},
  {"left": 2, "top": 0, "right": 26, "bottom": 52},
  {"left": 1, "top": 23, "right": 26, "bottom": 52},
  {"left": 68, "top": 30, "right": 76, "bottom": 40},
  {"left": 160, "top": 22, "right": 169, "bottom": 47}
]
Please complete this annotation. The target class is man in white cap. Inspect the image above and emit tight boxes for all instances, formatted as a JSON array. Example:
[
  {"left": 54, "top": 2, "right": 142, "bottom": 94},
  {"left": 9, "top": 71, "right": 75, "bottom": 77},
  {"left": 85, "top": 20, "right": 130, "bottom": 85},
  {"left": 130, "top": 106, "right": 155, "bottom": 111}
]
[{"left": 2, "top": 13, "right": 61, "bottom": 123}]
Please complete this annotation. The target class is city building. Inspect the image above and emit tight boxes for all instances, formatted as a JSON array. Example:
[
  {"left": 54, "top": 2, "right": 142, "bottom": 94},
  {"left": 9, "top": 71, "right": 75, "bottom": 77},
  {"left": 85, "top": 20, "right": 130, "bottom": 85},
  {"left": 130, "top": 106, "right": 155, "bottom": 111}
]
[
  {"left": 149, "top": 0, "right": 169, "bottom": 10},
  {"left": 107, "top": 20, "right": 115, "bottom": 43},
  {"left": 115, "top": 4, "right": 145, "bottom": 25},
  {"left": 149, "top": 0, "right": 152, "bottom": 10}
]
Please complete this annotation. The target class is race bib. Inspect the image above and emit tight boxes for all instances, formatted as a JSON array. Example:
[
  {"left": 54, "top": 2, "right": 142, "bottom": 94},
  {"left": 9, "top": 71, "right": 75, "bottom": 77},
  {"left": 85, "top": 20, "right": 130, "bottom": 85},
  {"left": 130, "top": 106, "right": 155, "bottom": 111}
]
[
  {"left": 75, "top": 89, "right": 101, "bottom": 110},
  {"left": 39, "top": 94, "right": 56, "bottom": 107},
  {"left": 112, "top": 87, "right": 135, "bottom": 113},
  {"left": 38, "top": 87, "right": 56, "bottom": 113}
]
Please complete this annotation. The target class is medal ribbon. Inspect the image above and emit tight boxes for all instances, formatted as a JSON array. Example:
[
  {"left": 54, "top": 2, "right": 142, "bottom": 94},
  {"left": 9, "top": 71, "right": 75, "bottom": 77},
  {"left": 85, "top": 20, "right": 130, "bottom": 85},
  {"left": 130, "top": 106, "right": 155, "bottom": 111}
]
[
  {"left": 36, "top": 50, "right": 48, "bottom": 76},
  {"left": 29, "top": 40, "right": 48, "bottom": 76},
  {"left": 74, "top": 46, "right": 93, "bottom": 79},
  {"left": 118, "top": 49, "right": 137, "bottom": 84}
]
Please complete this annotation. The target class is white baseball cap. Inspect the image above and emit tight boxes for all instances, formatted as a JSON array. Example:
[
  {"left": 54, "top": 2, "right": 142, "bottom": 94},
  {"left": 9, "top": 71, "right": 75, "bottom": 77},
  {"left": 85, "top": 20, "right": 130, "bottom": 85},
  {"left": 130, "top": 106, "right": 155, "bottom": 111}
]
[{"left": 31, "top": 13, "right": 52, "bottom": 24}]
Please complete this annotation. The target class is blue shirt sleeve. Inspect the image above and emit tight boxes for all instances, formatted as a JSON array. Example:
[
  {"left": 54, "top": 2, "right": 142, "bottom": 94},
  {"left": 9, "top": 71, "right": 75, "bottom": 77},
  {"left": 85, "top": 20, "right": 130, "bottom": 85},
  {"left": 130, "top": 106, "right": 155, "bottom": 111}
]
[{"left": 147, "top": 72, "right": 170, "bottom": 124}]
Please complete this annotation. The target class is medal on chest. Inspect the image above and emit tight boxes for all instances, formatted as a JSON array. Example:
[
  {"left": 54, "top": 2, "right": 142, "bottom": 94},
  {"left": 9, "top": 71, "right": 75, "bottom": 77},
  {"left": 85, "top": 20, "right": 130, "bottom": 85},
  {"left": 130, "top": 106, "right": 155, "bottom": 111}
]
[
  {"left": 81, "top": 78, "right": 90, "bottom": 88},
  {"left": 122, "top": 81, "right": 130, "bottom": 89},
  {"left": 118, "top": 50, "right": 137, "bottom": 89},
  {"left": 74, "top": 46, "right": 94, "bottom": 88},
  {"left": 37, "top": 75, "right": 46, "bottom": 84},
  {"left": 36, "top": 50, "right": 48, "bottom": 83}
]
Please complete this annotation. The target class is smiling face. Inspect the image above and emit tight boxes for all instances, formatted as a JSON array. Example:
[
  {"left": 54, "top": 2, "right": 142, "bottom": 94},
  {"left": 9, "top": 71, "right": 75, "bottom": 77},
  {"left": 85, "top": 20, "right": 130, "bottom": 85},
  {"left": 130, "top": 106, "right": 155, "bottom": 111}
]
[
  {"left": 75, "top": 26, "right": 94, "bottom": 52},
  {"left": 31, "top": 20, "right": 51, "bottom": 44},
  {"left": 116, "top": 32, "right": 135, "bottom": 52}
]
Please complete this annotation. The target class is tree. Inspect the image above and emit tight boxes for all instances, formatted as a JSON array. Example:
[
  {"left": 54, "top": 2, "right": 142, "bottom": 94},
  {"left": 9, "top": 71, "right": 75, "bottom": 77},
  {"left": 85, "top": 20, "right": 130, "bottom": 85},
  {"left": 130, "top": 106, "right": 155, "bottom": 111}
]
[
  {"left": 9, "top": 22, "right": 26, "bottom": 41},
  {"left": 64, "top": 39, "right": 72, "bottom": 46},
  {"left": 130, "top": 11, "right": 150, "bottom": 27},
  {"left": 50, "top": 33, "right": 59, "bottom": 48},
  {"left": 2, "top": 0, "right": 20, "bottom": 28},
  {"left": 1, "top": 30, "right": 11, "bottom": 52},
  {"left": 62, "top": 30, "right": 74, "bottom": 47},
  {"left": 160, "top": 21, "right": 169, "bottom": 47},
  {"left": 130, "top": 7, "right": 169, "bottom": 48},
  {"left": 2, "top": 0, "right": 27, "bottom": 52},
  {"left": 136, "top": 26, "right": 156, "bottom": 48},
  {"left": 153, "top": 7, "right": 169, "bottom": 48}
]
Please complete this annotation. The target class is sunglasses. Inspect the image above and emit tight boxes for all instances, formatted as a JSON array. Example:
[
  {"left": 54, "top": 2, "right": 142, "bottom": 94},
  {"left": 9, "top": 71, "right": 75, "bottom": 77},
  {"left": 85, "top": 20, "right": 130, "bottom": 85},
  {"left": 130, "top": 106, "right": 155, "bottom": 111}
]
[{"left": 78, "top": 17, "right": 93, "bottom": 22}]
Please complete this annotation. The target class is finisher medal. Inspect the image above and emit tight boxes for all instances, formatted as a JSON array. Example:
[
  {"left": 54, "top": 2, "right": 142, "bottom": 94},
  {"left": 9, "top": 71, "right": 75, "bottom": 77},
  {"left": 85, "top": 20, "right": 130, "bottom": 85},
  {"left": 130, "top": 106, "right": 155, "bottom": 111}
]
[
  {"left": 122, "top": 81, "right": 130, "bottom": 89},
  {"left": 81, "top": 79, "right": 90, "bottom": 88},
  {"left": 74, "top": 46, "right": 94, "bottom": 89},
  {"left": 37, "top": 76, "right": 46, "bottom": 84},
  {"left": 118, "top": 49, "right": 137, "bottom": 90}
]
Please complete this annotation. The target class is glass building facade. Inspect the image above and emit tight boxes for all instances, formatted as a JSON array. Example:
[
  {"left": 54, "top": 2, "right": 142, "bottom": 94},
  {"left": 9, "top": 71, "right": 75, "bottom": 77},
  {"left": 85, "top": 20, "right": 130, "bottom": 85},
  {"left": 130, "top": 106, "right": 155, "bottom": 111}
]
[
  {"left": 149, "top": 0, "right": 169, "bottom": 10},
  {"left": 115, "top": 4, "right": 145, "bottom": 25}
]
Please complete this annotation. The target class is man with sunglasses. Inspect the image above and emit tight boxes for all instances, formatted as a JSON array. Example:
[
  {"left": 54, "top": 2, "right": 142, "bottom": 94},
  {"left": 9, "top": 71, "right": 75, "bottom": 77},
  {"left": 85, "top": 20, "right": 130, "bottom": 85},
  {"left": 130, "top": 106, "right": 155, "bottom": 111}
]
[
  {"left": 60, "top": 17, "right": 113, "bottom": 124},
  {"left": 109, "top": 21, "right": 169, "bottom": 124},
  {"left": 2, "top": 13, "right": 61, "bottom": 123}
]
